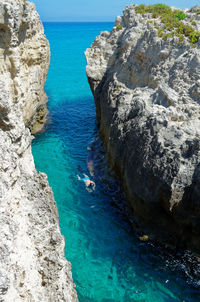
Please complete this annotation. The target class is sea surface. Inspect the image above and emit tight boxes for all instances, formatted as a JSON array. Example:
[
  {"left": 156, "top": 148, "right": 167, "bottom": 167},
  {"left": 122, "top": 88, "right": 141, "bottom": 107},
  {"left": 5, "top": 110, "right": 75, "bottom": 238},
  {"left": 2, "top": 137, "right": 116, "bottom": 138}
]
[{"left": 32, "top": 22, "right": 200, "bottom": 302}]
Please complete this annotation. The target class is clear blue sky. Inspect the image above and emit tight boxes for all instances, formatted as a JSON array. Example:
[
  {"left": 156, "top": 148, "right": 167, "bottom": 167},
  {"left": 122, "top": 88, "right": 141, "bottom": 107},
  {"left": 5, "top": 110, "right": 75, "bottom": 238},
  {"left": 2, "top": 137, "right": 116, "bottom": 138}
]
[{"left": 31, "top": 0, "right": 200, "bottom": 22}]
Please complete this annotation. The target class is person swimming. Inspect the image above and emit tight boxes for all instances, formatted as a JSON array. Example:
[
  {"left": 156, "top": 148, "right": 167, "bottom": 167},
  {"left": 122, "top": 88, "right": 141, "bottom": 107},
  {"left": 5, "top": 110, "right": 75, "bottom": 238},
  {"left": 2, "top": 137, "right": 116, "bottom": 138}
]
[{"left": 77, "top": 166, "right": 95, "bottom": 191}]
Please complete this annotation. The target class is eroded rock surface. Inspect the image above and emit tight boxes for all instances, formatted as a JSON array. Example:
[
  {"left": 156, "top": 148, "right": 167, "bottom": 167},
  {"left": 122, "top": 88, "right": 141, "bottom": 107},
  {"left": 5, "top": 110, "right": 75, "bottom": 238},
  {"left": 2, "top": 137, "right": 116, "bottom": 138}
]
[
  {"left": 0, "top": 0, "right": 50, "bottom": 133},
  {"left": 86, "top": 4, "right": 200, "bottom": 252},
  {"left": 0, "top": 1, "right": 78, "bottom": 301}
]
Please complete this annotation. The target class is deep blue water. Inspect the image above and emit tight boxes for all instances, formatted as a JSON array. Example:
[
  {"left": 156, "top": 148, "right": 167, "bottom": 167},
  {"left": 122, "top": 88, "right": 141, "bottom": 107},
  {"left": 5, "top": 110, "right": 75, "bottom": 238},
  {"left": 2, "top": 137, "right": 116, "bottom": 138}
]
[{"left": 32, "top": 22, "right": 200, "bottom": 302}]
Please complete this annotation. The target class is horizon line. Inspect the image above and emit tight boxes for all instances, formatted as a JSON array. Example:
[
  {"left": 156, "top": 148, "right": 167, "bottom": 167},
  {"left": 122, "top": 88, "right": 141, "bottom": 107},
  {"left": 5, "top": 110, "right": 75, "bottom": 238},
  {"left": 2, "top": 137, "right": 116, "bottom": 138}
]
[{"left": 42, "top": 20, "right": 115, "bottom": 23}]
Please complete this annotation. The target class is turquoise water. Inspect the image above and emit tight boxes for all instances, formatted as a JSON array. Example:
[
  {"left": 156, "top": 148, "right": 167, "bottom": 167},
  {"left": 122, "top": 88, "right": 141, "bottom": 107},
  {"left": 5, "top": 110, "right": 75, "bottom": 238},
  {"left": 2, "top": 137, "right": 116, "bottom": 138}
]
[{"left": 32, "top": 23, "right": 200, "bottom": 302}]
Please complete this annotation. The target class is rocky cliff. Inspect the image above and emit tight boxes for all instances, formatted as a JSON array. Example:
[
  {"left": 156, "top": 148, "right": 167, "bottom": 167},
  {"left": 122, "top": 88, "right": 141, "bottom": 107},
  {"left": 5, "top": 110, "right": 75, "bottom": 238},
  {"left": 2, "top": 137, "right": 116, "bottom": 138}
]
[
  {"left": 0, "top": 0, "right": 50, "bottom": 134},
  {"left": 0, "top": 0, "right": 78, "bottom": 301},
  {"left": 86, "top": 4, "right": 200, "bottom": 252}
]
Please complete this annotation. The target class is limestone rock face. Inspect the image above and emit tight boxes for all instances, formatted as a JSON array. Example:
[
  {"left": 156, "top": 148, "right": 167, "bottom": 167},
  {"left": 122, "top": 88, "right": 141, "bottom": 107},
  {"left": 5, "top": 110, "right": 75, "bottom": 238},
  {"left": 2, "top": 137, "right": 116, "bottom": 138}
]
[
  {"left": 0, "top": 1, "right": 78, "bottom": 301},
  {"left": 85, "top": 5, "right": 200, "bottom": 252},
  {"left": 0, "top": 0, "right": 50, "bottom": 133}
]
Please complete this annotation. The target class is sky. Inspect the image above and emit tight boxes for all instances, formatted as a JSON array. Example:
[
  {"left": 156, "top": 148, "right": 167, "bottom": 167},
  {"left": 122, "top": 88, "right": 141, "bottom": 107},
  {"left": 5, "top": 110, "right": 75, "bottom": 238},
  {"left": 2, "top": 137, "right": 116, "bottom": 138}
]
[{"left": 31, "top": 0, "right": 200, "bottom": 22}]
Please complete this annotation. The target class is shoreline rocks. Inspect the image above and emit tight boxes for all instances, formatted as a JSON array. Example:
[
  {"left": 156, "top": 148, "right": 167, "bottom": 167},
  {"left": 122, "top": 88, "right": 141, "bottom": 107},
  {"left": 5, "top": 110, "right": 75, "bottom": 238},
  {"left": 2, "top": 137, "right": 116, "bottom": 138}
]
[
  {"left": 0, "top": 1, "right": 78, "bottom": 301},
  {"left": 85, "top": 4, "right": 200, "bottom": 253}
]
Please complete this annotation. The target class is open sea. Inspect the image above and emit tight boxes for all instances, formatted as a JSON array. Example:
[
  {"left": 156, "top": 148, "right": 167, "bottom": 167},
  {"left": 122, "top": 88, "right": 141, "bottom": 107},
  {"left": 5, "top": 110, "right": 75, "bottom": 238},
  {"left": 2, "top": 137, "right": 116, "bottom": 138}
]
[{"left": 32, "top": 22, "right": 200, "bottom": 302}]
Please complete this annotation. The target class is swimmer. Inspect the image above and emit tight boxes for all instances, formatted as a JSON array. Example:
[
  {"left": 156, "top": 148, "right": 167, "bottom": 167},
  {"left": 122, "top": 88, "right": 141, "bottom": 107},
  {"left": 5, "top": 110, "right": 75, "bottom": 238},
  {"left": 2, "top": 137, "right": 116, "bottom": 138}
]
[{"left": 77, "top": 170, "right": 96, "bottom": 191}]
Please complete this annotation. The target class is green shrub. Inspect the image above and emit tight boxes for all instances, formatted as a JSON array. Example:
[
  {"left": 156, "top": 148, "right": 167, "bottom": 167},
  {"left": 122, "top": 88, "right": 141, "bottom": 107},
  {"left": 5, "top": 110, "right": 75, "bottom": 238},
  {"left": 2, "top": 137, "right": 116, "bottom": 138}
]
[
  {"left": 175, "top": 11, "right": 186, "bottom": 20},
  {"left": 116, "top": 24, "right": 123, "bottom": 30},
  {"left": 177, "top": 33, "right": 185, "bottom": 44},
  {"left": 190, "top": 32, "right": 200, "bottom": 44},
  {"left": 162, "top": 32, "right": 174, "bottom": 40},
  {"left": 136, "top": 3, "right": 172, "bottom": 17},
  {"left": 136, "top": 4, "right": 200, "bottom": 45},
  {"left": 115, "top": 49, "right": 121, "bottom": 57},
  {"left": 157, "top": 28, "right": 164, "bottom": 37}
]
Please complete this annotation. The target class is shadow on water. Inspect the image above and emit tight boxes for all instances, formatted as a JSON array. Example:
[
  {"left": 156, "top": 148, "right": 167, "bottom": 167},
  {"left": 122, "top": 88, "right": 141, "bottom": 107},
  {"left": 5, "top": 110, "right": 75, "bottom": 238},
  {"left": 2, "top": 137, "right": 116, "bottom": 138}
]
[{"left": 33, "top": 96, "right": 200, "bottom": 302}]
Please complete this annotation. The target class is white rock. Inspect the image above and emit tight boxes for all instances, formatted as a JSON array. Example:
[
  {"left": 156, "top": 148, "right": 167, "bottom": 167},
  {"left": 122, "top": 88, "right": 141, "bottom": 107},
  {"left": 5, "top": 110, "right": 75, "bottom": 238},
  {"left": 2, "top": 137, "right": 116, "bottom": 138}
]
[{"left": 0, "top": 1, "right": 78, "bottom": 301}]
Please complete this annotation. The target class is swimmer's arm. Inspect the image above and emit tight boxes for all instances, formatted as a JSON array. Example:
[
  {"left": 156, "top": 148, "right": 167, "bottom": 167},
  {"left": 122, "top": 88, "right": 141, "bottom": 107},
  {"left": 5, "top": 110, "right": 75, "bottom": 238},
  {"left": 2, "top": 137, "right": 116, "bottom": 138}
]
[
  {"left": 83, "top": 173, "right": 89, "bottom": 178},
  {"left": 77, "top": 174, "right": 81, "bottom": 181}
]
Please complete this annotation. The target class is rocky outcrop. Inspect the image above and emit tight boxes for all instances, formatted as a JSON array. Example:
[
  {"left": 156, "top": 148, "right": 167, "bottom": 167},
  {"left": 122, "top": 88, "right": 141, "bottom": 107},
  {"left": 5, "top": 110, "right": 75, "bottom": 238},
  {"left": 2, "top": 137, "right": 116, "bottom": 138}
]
[
  {"left": 0, "top": 1, "right": 78, "bottom": 301},
  {"left": 86, "top": 4, "right": 200, "bottom": 252},
  {"left": 0, "top": 0, "right": 50, "bottom": 134}
]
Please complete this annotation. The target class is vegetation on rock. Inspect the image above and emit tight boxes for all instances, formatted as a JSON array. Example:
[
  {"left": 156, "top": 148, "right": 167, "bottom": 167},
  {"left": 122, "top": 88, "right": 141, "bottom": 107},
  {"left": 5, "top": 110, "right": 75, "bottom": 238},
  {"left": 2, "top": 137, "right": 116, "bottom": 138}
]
[
  {"left": 136, "top": 4, "right": 200, "bottom": 45},
  {"left": 116, "top": 24, "right": 123, "bottom": 30}
]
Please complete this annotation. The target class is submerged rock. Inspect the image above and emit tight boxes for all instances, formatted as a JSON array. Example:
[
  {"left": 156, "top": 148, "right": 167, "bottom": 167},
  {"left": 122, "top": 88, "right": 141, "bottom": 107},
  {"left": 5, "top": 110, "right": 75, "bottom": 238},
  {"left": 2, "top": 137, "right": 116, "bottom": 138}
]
[
  {"left": 0, "top": 0, "right": 78, "bottom": 301},
  {"left": 85, "top": 4, "right": 200, "bottom": 253},
  {"left": 139, "top": 235, "right": 149, "bottom": 242}
]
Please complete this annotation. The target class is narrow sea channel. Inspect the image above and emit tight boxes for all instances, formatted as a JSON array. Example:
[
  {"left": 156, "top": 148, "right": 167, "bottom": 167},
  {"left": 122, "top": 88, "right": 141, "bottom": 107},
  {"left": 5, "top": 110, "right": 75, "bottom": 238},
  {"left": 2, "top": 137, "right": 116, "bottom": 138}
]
[{"left": 32, "top": 22, "right": 200, "bottom": 302}]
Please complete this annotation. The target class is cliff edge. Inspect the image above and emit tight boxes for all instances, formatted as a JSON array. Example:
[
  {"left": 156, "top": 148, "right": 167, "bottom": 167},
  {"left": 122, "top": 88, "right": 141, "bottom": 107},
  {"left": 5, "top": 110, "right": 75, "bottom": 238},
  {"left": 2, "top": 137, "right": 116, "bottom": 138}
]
[
  {"left": 0, "top": 0, "right": 78, "bottom": 301},
  {"left": 86, "top": 4, "right": 200, "bottom": 252}
]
